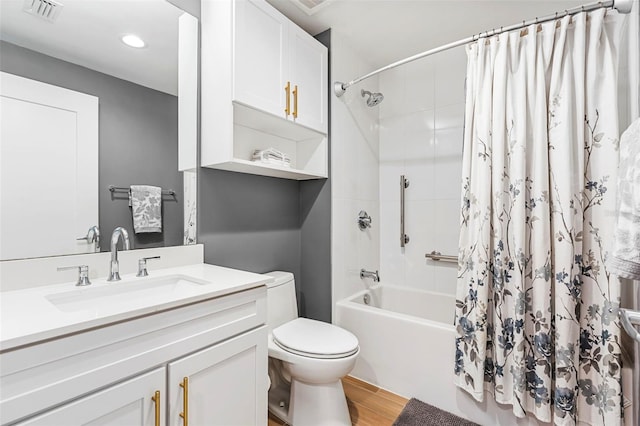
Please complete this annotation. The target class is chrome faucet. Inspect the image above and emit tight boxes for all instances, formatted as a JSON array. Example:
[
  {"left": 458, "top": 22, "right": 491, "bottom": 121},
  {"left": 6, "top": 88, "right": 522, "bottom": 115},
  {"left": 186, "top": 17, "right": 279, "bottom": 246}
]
[
  {"left": 360, "top": 269, "right": 380, "bottom": 282},
  {"left": 77, "top": 225, "right": 101, "bottom": 252},
  {"left": 108, "top": 227, "right": 130, "bottom": 281}
]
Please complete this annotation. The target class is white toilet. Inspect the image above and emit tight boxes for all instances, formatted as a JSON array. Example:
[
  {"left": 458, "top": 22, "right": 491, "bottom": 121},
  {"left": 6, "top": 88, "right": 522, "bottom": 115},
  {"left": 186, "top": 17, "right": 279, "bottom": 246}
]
[{"left": 265, "top": 271, "right": 359, "bottom": 426}]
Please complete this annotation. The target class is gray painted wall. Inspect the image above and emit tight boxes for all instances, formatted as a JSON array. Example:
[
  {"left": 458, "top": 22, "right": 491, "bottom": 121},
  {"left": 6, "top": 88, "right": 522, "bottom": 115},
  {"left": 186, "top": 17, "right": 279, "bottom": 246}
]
[
  {"left": 299, "top": 29, "right": 332, "bottom": 322},
  {"left": 198, "top": 29, "right": 332, "bottom": 322},
  {"left": 198, "top": 170, "right": 302, "bottom": 282},
  {"left": 0, "top": 41, "right": 184, "bottom": 250}
]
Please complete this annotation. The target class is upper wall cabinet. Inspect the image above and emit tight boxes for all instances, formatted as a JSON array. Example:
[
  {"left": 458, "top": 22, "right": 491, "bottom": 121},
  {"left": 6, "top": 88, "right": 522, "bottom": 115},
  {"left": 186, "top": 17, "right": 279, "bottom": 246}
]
[{"left": 202, "top": 0, "right": 328, "bottom": 180}]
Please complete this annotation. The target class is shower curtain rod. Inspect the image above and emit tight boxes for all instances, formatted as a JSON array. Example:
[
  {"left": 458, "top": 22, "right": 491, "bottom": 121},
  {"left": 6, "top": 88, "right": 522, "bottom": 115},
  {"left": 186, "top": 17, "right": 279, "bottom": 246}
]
[{"left": 333, "top": 0, "right": 634, "bottom": 97}]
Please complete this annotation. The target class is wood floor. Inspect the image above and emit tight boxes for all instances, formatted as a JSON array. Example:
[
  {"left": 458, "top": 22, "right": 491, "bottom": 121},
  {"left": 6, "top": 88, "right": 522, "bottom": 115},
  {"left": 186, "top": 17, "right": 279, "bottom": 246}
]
[{"left": 267, "top": 376, "right": 408, "bottom": 426}]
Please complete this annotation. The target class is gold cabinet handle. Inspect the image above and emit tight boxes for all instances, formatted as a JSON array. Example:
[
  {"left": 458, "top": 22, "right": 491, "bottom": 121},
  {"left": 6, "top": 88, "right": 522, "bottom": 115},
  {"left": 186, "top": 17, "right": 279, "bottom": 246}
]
[
  {"left": 151, "top": 390, "right": 161, "bottom": 426},
  {"left": 179, "top": 377, "right": 189, "bottom": 426},
  {"left": 293, "top": 85, "right": 298, "bottom": 118},
  {"left": 284, "top": 81, "right": 291, "bottom": 116}
]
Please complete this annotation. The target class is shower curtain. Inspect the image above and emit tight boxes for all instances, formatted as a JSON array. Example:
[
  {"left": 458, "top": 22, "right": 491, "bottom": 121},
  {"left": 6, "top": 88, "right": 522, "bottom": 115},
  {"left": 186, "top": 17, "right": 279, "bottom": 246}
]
[{"left": 454, "top": 9, "right": 625, "bottom": 425}]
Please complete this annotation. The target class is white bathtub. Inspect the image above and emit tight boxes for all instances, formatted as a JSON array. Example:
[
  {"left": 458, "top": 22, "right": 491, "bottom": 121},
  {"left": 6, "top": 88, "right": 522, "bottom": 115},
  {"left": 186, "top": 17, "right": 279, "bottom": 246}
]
[{"left": 335, "top": 285, "right": 549, "bottom": 426}]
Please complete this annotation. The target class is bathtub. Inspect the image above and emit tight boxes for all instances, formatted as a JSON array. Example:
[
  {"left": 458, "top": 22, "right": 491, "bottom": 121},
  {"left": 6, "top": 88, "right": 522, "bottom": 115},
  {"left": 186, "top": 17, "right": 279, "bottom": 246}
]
[{"left": 335, "top": 285, "right": 550, "bottom": 426}]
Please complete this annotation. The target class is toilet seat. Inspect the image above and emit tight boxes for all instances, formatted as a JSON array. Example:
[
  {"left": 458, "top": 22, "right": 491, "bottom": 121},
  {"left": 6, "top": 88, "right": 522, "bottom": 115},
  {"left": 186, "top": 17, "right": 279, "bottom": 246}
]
[{"left": 272, "top": 318, "right": 359, "bottom": 359}]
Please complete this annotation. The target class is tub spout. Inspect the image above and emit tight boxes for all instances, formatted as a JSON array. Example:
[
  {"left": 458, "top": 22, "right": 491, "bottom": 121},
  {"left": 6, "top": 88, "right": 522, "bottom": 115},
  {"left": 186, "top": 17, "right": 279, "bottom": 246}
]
[{"left": 360, "top": 269, "right": 380, "bottom": 282}]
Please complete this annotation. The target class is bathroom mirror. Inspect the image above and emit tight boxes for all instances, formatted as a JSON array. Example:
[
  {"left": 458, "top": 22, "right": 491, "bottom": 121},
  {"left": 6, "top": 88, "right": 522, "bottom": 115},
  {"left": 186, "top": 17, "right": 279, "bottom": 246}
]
[{"left": 0, "top": 0, "right": 197, "bottom": 260}]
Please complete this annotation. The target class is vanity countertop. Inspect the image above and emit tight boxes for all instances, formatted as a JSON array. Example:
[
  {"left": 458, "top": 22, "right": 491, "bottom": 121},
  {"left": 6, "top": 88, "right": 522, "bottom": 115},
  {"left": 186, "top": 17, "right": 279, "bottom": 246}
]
[{"left": 0, "top": 263, "right": 272, "bottom": 351}]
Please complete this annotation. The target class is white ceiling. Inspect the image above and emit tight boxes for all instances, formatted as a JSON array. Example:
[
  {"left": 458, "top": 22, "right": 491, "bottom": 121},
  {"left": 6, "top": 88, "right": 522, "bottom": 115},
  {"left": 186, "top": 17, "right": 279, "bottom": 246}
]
[
  {"left": 0, "top": 0, "right": 183, "bottom": 95},
  {"left": 266, "top": 0, "right": 585, "bottom": 71},
  {"left": 0, "top": 0, "right": 591, "bottom": 96}
]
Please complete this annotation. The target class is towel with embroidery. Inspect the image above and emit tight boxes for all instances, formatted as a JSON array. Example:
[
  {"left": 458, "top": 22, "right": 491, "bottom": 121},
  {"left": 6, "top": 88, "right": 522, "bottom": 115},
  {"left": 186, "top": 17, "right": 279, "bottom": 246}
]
[{"left": 130, "top": 185, "right": 162, "bottom": 233}]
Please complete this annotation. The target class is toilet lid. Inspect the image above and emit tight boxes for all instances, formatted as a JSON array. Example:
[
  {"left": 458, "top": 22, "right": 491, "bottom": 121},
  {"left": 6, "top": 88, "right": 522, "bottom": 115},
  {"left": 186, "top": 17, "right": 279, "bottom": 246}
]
[{"left": 272, "top": 318, "right": 359, "bottom": 359}]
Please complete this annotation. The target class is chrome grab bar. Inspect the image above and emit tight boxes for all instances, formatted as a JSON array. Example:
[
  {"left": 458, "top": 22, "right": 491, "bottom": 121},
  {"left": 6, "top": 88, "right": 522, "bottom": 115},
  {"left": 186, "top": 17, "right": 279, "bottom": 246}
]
[
  {"left": 425, "top": 251, "right": 457, "bottom": 263},
  {"left": 400, "top": 175, "right": 410, "bottom": 247},
  {"left": 619, "top": 308, "right": 640, "bottom": 342}
]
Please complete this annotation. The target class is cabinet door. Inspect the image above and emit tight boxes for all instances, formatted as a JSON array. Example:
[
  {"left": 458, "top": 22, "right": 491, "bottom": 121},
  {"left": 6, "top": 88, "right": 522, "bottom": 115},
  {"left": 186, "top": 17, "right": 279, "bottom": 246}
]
[
  {"left": 233, "top": 0, "right": 288, "bottom": 119},
  {"left": 18, "top": 368, "right": 165, "bottom": 426},
  {"left": 168, "top": 326, "right": 268, "bottom": 426},
  {"left": 289, "top": 24, "right": 328, "bottom": 133}
]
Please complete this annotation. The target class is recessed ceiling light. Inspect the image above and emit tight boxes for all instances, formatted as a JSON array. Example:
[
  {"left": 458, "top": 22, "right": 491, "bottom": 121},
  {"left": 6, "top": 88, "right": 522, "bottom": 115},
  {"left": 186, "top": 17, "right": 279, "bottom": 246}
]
[{"left": 121, "top": 34, "right": 145, "bottom": 48}]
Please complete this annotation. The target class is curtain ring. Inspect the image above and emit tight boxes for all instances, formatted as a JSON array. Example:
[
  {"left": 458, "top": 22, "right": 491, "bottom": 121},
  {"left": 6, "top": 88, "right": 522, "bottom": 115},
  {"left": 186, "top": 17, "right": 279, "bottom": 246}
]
[{"left": 565, "top": 9, "right": 569, "bottom": 17}]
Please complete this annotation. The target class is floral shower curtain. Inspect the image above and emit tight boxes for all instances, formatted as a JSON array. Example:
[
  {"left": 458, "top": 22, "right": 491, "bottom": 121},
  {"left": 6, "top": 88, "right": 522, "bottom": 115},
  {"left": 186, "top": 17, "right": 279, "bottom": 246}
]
[{"left": 454, "top": 9, "right": 625, "bottom": 425}]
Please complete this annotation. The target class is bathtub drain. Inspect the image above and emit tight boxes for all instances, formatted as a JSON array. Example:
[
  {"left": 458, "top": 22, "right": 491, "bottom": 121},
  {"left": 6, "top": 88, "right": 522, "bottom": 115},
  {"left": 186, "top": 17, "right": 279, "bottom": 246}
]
[{"left": 363, "top": 294, "right": 370, "bottom": 305}]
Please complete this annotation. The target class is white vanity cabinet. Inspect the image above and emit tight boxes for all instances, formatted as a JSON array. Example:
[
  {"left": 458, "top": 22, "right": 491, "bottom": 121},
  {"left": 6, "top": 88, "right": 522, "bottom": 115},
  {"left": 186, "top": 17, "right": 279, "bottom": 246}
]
[
  {"left": 168, "top": 327, "right": 267, "bottom": 426},
  {"left": 2, "top": 286, "right": 268, "bottom": 426},
  {"left": 201, "top": 0, "right": 328, "bottom": 180},
  {"left": 17, "top": 368, "right": 166, "bottom": 426}
]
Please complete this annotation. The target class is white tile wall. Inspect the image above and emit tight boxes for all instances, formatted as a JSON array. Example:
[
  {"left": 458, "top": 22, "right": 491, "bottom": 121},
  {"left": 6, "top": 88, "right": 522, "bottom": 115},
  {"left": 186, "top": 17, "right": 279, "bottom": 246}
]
[
  {"left": 332, "top": 40, "right": 467, "bottom": 308},
  {"left": 378, "top": 45, "right": 467, "bottom": 295},
  {"left": 331, "top": 32, "right": 381, "bottom": 317}
]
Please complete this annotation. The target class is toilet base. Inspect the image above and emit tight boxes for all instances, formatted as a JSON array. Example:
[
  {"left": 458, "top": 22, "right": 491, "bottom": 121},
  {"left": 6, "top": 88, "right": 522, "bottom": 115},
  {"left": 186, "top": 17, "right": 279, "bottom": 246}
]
[
  {"left": 268, "top": 378, "right": 351, "bottom": 426},
  {"left": 268, "top": 383, "right": 291, "bottom": 423},
  {"left": 289, "top": 379, "right": 351, "bottom": 426}
]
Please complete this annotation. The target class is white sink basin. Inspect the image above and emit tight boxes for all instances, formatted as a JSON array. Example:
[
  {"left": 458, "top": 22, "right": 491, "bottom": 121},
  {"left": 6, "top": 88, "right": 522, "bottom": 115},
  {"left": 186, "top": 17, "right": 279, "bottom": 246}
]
[{"left": 45, "top": 274, "right": 211, "bottom": 314}]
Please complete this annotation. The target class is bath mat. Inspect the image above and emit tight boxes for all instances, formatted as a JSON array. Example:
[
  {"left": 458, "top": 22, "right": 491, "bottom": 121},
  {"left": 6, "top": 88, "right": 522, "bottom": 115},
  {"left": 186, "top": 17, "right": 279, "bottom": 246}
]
[{"left": 392, "top": 398, "right": 478, "bottom": 426}]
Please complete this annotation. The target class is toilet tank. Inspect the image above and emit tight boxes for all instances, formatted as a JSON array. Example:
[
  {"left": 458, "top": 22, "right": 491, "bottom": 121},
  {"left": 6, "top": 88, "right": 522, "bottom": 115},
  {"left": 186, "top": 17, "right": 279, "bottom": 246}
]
[{"left": 265, "top": 271, "right": 298, "bottom": 331}]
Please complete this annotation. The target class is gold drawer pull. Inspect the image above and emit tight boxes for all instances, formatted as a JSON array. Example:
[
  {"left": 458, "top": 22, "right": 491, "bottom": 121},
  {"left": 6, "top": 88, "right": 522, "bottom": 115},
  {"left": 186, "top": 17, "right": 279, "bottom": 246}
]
[
  {"left": 179, "top": 377, "right": 189, "bottom": 426},
  {"left": 293, "top": 85, "right": 298, "bottom": 118},
  {"left": 151, "top": 390, "right": 161, "bottom": 426},
  {"left": 284, "top": 81, "right": 291, "bottom": 116}
]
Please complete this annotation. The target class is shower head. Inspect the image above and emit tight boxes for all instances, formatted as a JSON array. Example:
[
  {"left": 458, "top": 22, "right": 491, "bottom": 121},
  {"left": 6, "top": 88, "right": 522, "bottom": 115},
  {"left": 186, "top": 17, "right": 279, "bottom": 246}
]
[{"left": 361, "top": 89, "right": 384, "bottom": 107}]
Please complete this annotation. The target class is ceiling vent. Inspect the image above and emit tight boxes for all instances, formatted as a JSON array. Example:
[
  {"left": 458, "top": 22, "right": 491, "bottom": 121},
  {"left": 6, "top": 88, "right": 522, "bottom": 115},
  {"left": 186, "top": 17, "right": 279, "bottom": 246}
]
[
  {"left": 22, "top": 0, "right": 63, "bottom": 23},
  {"left": 290, "top": 0, "right": 334, "bottom": 16}
]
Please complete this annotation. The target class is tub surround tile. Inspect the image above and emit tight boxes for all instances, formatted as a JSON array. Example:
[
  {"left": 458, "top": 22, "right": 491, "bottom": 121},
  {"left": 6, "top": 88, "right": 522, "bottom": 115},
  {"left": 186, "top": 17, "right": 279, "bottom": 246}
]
[
  {"left": 377, "top": 45, "right": 465, "bottom": 295},
  {"left": 404, "top": 57, "right": 435, "bottom": 113},
  {"left": 379, "top": 201, "right": 406, "bottom": 285},
  {"left": 434, "top": 46, "right": 467, "bottom": 108},
  {"left": 379, "top": 66, "right": 405, "bottom": 120},
  {"left": 434, "top": 262, "right": 458, "bottom": 296},
  {"left": 331, "top": 38, "right": 381, "bottom": 315}
]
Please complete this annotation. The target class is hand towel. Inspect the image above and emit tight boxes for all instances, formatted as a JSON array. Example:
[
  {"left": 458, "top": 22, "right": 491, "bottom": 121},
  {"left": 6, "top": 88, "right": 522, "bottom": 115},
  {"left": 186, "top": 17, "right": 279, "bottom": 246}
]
[
  {"left": 130, "top": 185, "right": 162, "bottom": 233},
  {"left": 608, "top": 118, "right": 640, "bottom": 279}
]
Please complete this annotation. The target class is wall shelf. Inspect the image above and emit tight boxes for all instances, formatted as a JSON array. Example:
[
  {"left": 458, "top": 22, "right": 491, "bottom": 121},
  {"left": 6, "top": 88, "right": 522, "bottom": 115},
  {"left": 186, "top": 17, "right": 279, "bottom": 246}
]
[{"left": 212, "top": 158, "right": 326, "bottom": 180}]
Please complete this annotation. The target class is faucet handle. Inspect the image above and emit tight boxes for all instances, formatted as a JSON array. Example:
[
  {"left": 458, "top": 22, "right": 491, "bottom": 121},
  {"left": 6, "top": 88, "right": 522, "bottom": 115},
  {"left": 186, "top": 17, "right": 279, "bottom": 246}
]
[
  {"left": 137, "top": 256, "right": 161, "bottom": 277},
  {"left": 57, "top": 265, "right": 91, "bottom": 286}
]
